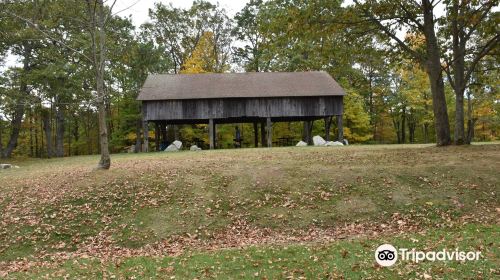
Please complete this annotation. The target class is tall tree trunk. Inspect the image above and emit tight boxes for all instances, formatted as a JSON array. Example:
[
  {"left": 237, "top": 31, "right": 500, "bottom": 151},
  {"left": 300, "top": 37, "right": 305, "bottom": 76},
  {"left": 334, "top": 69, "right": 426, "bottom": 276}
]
[
  {"left": 0, "top": 116, "right": 3, "bottom": 156},
  {"left": 401, "top": 106, "right": 406, "bottom": 144},
  {"left": 454, "top": 88, "right": 466, "bottom": 145},
  {"left": 451, "top": 0, "right": 466, "bottom": 145},
  {"left": 422, "top": 0, "right": 451, "bottom": 146},
  {"left": 38, "top": 112, "right": 43, "bottom": 158},
  {"left": 3, "top": 45, "right": 31, "bottom": 158},
  {"left": 408, "top": 112, "right": 416, "bottom": 143},
  {"left": 85, "top": 109, "right": 92, "bottom": 154},
  {"left": 465, "top": 90, "right": 475, "bottom": 144},
  {"left": 67, "top": 119, "right": 71, "bottom": 157},
  {"left": 392, "top": 116, "right": 401, "bottom": 144},
  {"left": 55, "top": 104, "right": 65, "bottom": 157},
  {"left": 73, "top": 114, "right": 79, "bottom": 156},
  {"left": 3, "top": 94, "right": 25, "bottom": 158},
  {"left": 424, "top": 123, "right": 429, "bottom": 143},
  {"left": 42, "top": 109, "right": 54, "bottom": 158},
  {"left": 35, "top": 121, "right": 39, "bottom": 158},
  {"left": 135, "top": 119, "right": 142, "bottom": 153},
  {"left": 91, "top": 0, "right": 110, "bottom": 169},
  {"left": 29, "top": 109, "right": 34, "bottom": 157}
]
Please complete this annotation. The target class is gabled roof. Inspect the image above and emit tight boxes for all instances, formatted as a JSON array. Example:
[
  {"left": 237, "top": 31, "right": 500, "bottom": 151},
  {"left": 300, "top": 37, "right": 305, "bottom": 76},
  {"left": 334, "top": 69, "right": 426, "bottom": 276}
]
[{"left": 137, "top": 71, "right": 345, "bottom": 101}]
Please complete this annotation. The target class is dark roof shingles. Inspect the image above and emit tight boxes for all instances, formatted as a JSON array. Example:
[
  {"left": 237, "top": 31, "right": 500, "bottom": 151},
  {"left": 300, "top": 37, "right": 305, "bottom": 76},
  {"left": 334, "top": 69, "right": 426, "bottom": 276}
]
[{"left": 137, "top": 71, "right": 345, "bottom": 100}]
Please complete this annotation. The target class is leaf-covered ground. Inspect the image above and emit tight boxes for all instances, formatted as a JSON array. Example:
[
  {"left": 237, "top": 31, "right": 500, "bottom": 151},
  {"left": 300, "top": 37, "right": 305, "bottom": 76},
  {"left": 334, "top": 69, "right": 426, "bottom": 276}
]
[{"left": 0, "top": 144, "right": 499, "bottom": 279}]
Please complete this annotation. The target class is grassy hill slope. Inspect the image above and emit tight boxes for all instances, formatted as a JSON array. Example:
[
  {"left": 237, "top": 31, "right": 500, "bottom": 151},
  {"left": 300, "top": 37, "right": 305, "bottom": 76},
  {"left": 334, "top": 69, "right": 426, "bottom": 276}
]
[{"left": 0, "top": 144, "right": 499, "bottom": 279}]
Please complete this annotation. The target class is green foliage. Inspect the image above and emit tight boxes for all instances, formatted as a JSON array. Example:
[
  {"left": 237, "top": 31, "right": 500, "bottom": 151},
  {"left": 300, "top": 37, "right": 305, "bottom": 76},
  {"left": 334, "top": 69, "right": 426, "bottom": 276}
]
[
  {"left": 232, "top": 0, "right": 266, "bottom": 72},
  {"left": 343, "top": 88, "right": 373, "bottom": 142},
  {"left": 0, "top": 0, "right": 499, "bottom": 158},
  {"left": 144, "top": 0, "right": 232, "bottom": 74}
]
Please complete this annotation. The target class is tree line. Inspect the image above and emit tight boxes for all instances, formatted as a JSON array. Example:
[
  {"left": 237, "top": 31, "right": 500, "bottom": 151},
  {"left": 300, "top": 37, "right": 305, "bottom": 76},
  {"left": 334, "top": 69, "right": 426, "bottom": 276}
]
[{"left": 0, "top": 0, "right": 498, "bottom": 167}]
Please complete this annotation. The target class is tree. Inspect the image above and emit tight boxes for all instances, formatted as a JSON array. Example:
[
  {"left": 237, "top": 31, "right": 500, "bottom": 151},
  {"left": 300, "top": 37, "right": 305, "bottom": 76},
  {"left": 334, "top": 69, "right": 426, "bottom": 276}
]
[
  {"left": 110, "top": 34, "right": 170, "bottom": 152},
  {"left": 145, "top": 0, "right": 233, "bottom": 74},
  {"left": 466, "top": 54, "right": 499, "bottom": 142},
  {"left": 343, "top": 88, "right": 373, "bottom": 142},
  {"left": 181, "top": 31, "right": 219, "bottom": 73},
  {"left": 83, "top": 0, "right": 113, "bottom": 169},
  {"left": 233, "top": 0, "right": 267, "bottom": 72},
  {"left": 389, "top": 62, "right": 433, "bottom": 143},
  {"left": 353, "top": 0, "right": 452, "bottom": 146},
  {"left": 0, "top": 0, "right": 43, "bottom": 157},
  {"left": 144, "top": 3, "right": 188, "bottom": 74},
  {"left": 441, "top": 0, "right": 499, "bottom": 144}
]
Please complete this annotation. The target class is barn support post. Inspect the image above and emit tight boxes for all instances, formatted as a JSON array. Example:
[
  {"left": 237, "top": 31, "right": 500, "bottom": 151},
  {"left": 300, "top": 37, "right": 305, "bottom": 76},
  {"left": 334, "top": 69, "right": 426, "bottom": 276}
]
[
  {"left": 260, "top": 121, "right": 266, "bottom": 147},
  {"left": 142, "top": 120, "right": 149, "bottom": 152},
  {"left": 160, "top": 121, "right": 167, "bottom": 148},
  {"left": 209, "top": 118, "right": 215, "bottom": 150},
  {"left": 154, "top": 122, "right": 160, "bottom": 151},
  {"left": 173, "top": 125, "right": 179, "bottom": 141},
  {"left": 166, "top": 124, "right": 175, "bottom": 143},
  {"left": 337, "top": 115, "right": 344, "bottom": 142},
  {"left": 308, "top": 121, "right": 314, "bottom": 144},
  {"left": 253, "top": 122, "right": 258, "bottom": 147},
  {"left": 303, "top": 121, "right": 313, "bottom": 145},
  {"left": 302, "top": 121, "right": 308, "bottom": 143},
  {"left": 266, "top": 117, "right": 272, "bottom": 148},
  {"left": 325, "top": 116, "right": 332, "bottom": 142}
]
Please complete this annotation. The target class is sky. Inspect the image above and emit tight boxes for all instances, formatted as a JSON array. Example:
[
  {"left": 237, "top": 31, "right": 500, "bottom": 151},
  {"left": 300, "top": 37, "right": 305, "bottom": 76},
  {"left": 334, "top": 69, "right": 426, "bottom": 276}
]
[{"left": 113, "top": 0, "right": 250, "bottom": 26}]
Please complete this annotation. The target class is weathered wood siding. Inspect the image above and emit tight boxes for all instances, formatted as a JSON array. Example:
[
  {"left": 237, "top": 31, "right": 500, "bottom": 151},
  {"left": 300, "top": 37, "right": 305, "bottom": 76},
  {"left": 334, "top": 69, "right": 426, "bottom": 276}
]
[{"left": 143, "top": 96, "right": 343, "bottom": 121}]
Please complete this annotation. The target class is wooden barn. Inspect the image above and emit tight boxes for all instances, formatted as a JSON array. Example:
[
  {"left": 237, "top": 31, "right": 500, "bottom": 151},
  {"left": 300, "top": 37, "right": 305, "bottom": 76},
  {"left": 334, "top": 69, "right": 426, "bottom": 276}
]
[{"left": 137, "top": 71, "right": 345, "bottom": 151}]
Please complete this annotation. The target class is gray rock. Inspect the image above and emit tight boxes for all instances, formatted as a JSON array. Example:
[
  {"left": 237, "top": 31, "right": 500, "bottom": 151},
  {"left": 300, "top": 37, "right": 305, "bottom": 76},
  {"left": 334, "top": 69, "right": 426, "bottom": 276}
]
[
  {"left": 172, "top": 140, "right": 182, "bottom": 150},
  {"left": 164, "top": 144, "right": 179, "bottom": 152},
  {"left": 0, "top": 164, "right": 17, "bottom": 169},
  {"left": 190, "top": 145, "right": 202, "bottom": 151},
  {"left": 0, "top": 164, "right": 12, "bottom": 169},
  {"left": 313, "top": 135, "right": 326, "bottom": 146},
  {"left": 325, "top": 141, "right": 344, "bottom": 146},
  {"left": 296, "top": 141, "right": 308, "bottom": 147}
]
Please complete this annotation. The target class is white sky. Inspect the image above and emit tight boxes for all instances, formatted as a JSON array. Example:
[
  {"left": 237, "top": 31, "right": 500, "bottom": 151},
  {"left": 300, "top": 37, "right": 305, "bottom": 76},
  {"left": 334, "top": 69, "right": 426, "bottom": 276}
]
[{"left": 113, "top": 0, "right": 250, "bottom": 27}]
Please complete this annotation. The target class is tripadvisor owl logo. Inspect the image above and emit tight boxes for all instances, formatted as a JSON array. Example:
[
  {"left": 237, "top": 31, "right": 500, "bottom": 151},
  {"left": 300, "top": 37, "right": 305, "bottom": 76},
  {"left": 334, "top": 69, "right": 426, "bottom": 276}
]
[
  {"left": 374, "top": 243, "right": 482, "bottom": 267},
  {"left": 375, "top": 244, "right": 398, "bottom": 267}
]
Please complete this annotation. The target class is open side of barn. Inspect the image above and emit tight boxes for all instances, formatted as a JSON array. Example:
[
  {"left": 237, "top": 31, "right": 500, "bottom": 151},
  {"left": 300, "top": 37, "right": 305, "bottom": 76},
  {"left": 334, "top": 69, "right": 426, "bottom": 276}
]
[{"left": 138, "top": 71, "right": 345, "bottom": 150}]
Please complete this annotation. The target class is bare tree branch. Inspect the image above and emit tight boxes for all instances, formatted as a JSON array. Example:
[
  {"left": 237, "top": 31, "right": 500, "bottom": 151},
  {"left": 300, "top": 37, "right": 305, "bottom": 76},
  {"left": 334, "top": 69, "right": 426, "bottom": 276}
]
[
  {"left": 465, "top": 33, "right": 500, "bottom": 86},
  {"left": 353, "top": 0, "right": 424, "bottom": 62}
]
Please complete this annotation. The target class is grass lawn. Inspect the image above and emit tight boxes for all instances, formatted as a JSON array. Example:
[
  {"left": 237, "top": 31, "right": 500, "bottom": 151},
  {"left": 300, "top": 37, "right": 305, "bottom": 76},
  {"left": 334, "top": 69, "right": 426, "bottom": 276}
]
[{"left": 0, "top": 144, "right": 499, "bottom": 279}]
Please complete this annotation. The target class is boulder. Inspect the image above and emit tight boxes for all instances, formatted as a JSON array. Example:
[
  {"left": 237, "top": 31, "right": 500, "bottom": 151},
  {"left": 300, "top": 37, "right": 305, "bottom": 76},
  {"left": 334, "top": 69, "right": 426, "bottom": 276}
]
[
  {"left": 296, "top": 141, "right": 308, "bottom": 147},
  {"left": 0, "top": 164, "right": 18, "bottom": 169},
  {"left": 325, "top": 141, "right": 344, "bottom": 146},
  {"left": 190, "top": 145, "right": 202, "bottom": 151},
  {"left": 164, "top": 144, "right": 179, "bottom": 152},
  {"left": 172, "top": 140, "right": 182, "bottom": 150},
  {"left": 0, "top": 164, "right": 12, "bottom": 169},
  {"left": 313, "top": 135, "right": 326, "bottom": 146}
]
